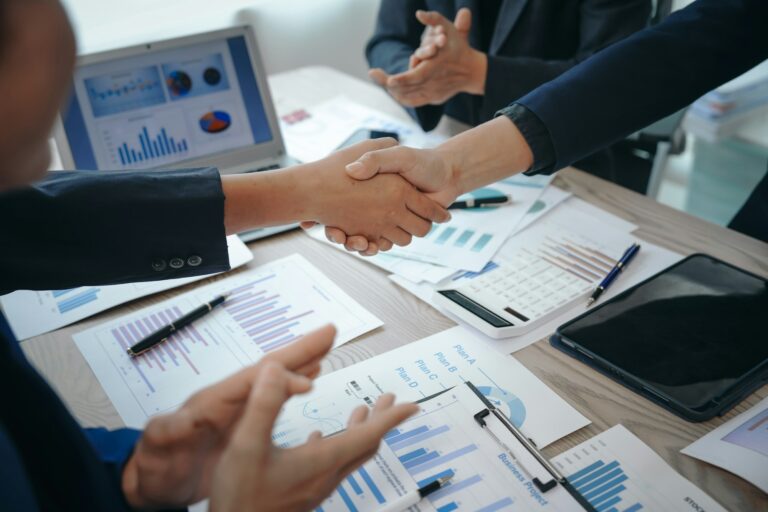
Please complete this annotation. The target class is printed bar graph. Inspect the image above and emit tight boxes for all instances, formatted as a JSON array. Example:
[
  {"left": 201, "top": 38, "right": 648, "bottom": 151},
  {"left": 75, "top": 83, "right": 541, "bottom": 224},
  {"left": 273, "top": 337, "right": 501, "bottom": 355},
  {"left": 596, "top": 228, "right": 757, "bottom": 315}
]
[
  {"left": 568, "top": 460, "right": 639, "bottom": 512},
  {"left": 476, "top": 497, "right": 514, "bottom": 512},
  {"left": 386, "top": 425, "right": 450, "bottom": 451},
  {"left": 471, "top": 233, "right": 493, "bottom": 252},
  {"left": 57, "top": 287, "right": 100, "bottom": 314},
  {"left": 435, "top": 227, "right": 457, "bottom": 245},
  {"left": 52, "top": 288, "right": 76, "bottom": 298},
  {"left": 117, "top": 125, "right": 189, "bottom": 166},
  {"left": 436, "top": 503, "right": 458, "bottom": 512},
  {"left": 454, "top": 229, "right": 475, "bottom": 247}
]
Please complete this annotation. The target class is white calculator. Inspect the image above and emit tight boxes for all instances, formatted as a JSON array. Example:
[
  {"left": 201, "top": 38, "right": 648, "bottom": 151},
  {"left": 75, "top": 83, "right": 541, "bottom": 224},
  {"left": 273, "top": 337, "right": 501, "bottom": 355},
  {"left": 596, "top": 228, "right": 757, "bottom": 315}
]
[{"left": 433, "top": 246, "right": 612, "bottom": 338}]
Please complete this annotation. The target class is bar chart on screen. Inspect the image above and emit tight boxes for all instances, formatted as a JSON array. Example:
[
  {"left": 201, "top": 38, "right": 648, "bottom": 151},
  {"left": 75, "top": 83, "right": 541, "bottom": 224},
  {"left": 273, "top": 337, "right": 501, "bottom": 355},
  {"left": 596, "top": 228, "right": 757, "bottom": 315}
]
[
  {"left": 74, "top": 254, "right": 382, "bottom": 428},
  {"left": 552, "top": 425, "right": 726, "bottom": 512}
]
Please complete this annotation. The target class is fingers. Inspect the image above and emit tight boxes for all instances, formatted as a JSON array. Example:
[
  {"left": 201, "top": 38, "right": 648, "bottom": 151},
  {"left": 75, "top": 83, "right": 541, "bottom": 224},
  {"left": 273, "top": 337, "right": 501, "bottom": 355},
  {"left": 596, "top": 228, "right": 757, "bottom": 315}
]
[
  {"left": 343, "top": 235, "right": 370, "bottom": 253},
  {"left": 384, "top": 227, "right": 412, "bottom": 247},
  {"left": 406, "top": 188, "right": 452, "bottom": 224},
  {"left": 324, "top": 226, "right": 347, "bottom": 245},
  {"left": 347, "top": 405, "right": 370, "bottom": 427},
  {"left": 319, "top": 397, "right": 419, "bottom": 470},
  {"left": 454, "top": 7, "right": 472, "bottom": 35},
  {"left": 368, "top": 68, "right": 389, "bottom": 87},
  {"left": 234, "top": 362, "right": 312, "bottom": 447},
  {"left": 414, "top": 42, "right": 438, "bottom": 61},
  {"left": 415, "top": 9, "right": 452, "bottom": 29},
  {"left": 265, "top": 324, "right": 336, "bottom": 371},
  {"left": 377, "top": 238, "right": 393, "bottom": 252},
  {"left": 299, "top": 221, "right": 317, "bottom": 230},
  {"left": 397, "top": 211, "right": 433, "bottom": 239}
]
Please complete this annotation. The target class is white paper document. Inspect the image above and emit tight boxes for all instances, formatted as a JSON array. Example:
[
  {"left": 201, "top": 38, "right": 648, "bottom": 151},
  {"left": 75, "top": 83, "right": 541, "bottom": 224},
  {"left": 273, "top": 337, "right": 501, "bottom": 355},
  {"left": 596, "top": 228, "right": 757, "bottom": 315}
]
[
  {"left": 1, "top": 236, "right": 253, "bottom": 340},
  {"left": 385, "top": 175, "right": 553, "bottom": 272},
  {"left": 75, "top": 254, "right": 382, "bottom": 428},
  {"left": 273, "top": 325, "right": 589, "bottom": 451},
  {"left": 318, "top": 384, "right": 588, "bottom": 512},
  {"left": 280, "top": 96, "right": 446, "bottom": 163},
  {"left": 553, "top": 425, "right": 726, "bottom": 512},
  {"left": 682, "top": 397, "right": 768, "bottom": 493},
  {"left": 305, "top": 226, "right": 456, "bottom": 284}
]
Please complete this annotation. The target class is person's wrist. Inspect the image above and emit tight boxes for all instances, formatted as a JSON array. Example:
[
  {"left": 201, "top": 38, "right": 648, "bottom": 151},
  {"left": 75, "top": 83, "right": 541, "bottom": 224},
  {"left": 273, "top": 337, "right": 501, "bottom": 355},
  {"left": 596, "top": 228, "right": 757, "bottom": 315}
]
[
  {"left": 434, "top": 145, "right": 465, "bottom": 198},
  {"left": 290, "top": 162, "right": 333, "bottom": 223},
  {"left": 464, "top": 49, "right": 487, "bottom": 95}
]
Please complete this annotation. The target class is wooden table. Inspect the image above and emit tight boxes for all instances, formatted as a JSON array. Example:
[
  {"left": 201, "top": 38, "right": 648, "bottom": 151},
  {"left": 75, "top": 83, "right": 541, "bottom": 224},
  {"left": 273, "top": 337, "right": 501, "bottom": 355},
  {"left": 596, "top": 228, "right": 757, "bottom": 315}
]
[{"left": 23, "top": 67, "right": 768, "bottom": 511}]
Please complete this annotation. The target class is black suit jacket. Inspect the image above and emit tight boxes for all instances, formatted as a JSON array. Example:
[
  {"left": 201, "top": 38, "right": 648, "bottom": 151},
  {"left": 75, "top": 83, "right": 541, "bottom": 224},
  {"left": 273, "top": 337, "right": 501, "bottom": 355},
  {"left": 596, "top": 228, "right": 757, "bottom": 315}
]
[
  {"left": 367, "top": 0, "right": 651, "bottom": 131},
  {"left": 0, "top": 168, "right": 229, "bottom": 511},
  {"left": 513, "top": 0, "right": 768, "bottom": 241}
]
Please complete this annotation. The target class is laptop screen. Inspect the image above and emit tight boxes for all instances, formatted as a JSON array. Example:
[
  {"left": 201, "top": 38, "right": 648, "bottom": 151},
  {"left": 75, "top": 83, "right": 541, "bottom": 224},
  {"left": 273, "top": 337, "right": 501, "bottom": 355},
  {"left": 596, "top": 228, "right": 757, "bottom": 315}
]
[{"left": 62, "top": 35, "right": 273, "bottom": 170}]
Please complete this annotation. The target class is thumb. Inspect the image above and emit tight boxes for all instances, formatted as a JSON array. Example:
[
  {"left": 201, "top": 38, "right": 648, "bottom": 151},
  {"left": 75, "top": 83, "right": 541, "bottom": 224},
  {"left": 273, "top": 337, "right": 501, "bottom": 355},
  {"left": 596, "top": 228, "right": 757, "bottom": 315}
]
[
  {"left": 345, "top": 146, "right": 414, "bottom": 181},
  {"left": 454, "top": 7, "right": 472, "bottom": 36},
  {"left": 233, "top": 362, "right": 312, "bottom": 448}
]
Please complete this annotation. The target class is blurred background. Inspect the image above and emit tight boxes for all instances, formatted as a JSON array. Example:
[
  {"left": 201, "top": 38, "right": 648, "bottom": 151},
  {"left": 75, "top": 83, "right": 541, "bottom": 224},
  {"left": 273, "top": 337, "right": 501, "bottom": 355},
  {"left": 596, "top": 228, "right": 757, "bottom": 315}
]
[{"left": 59, "top": 0, "right": 768, "bottom": 228}]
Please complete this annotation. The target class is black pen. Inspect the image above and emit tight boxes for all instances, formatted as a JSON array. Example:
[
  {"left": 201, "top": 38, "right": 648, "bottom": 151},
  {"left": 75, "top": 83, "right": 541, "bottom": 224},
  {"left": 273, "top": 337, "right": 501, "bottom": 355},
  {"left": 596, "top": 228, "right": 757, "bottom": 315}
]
[
  {"left": 449, "top": 194, "right": 512, "bottom": 209},
  {"left": 126, "top": 294, "right": 228, "bottom": 357},
  {"left": 587, "top": 243, "right": 641, "bottom": 307}
]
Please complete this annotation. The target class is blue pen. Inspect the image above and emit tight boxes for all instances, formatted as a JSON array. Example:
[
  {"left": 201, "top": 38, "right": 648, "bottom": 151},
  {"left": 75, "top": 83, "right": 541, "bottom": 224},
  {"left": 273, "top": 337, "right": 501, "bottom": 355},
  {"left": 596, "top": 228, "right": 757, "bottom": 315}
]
[{"left": 587, "top": 243, "right": 641, "bottom": 307}]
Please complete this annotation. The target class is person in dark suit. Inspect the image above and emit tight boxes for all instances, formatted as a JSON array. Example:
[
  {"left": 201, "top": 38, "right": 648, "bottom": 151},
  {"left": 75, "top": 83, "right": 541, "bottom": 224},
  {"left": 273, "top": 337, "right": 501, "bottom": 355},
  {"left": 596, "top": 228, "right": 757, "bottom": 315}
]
[
  {"left": 329, "top": 0, "right": 768, "bottom": 248},
  {"left": 367, "top": 0, "right": 651, "bottom": 132},
  {"left": 0, "top": 0, "right": 450, "bottom": 510}
]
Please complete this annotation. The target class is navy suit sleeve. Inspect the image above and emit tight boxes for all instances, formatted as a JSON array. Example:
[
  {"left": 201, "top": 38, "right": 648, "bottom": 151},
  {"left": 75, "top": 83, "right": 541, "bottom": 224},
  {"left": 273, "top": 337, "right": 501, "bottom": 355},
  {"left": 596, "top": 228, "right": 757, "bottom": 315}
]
[
  {"left": 481, "top": 0, "right": 650, "bottom": 122},
  {"left": 515, "top": 0, "right": 768, "bottom": 173},
  {"left": 0, "top": 168, "right": 229, "bottom": 293},
  {"left": 366, "top": 0, "right": 446, "bottom": 131}
]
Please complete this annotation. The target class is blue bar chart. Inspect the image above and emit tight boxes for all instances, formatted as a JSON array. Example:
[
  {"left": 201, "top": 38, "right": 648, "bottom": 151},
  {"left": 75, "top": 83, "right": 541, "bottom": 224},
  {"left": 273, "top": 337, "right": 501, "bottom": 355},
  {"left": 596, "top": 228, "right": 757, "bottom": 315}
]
[
  {"left": 567, "top": 460, "right": 636, "bottom": 512},
  {"left": 116, "top": 125, "right": 189, "bottom": 166},
  {"left": 55, "top": 287, "right": 101, "bottom": 314}
]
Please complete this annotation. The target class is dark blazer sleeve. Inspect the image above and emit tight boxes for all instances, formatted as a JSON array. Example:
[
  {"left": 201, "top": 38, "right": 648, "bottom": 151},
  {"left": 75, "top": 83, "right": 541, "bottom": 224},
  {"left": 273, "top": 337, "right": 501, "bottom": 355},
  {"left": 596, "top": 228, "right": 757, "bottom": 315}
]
[
  {"left": 365, "top": 0, "right": 447, "bottom": 131},
  {"left": 0, "top": 168, "right": 230, "bottom": 293},
  {"left": 515, "top": 0, "right": 768, "bottom": 173},
  {"left": 481, "top": 0, "right": 650, "bottom": 122}
]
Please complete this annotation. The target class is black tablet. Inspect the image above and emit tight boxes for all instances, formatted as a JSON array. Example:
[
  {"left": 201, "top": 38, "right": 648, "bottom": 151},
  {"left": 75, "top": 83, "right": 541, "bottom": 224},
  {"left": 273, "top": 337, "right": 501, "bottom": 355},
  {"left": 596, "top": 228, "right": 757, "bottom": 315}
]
[{"left": 551, "top": 253, "right": 768, "bottom": 422}]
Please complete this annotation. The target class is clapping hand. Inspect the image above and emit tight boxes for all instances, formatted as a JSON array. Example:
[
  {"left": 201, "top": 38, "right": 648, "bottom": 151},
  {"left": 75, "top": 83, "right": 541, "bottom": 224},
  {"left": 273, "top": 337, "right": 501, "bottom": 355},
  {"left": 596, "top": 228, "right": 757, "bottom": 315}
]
[
  {"left": 369, "top": 8, "right": 486, "bottom": 108},
  {"left": 121, "top": 325, "right": 418, "bottom": 511}
]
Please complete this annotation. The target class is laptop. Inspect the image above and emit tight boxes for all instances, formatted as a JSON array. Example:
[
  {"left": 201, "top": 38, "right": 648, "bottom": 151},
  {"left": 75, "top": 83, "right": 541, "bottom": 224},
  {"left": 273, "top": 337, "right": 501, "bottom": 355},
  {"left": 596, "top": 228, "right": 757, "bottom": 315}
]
[{"left": 54, "top": 26, "right": 299, "bottom": 242}]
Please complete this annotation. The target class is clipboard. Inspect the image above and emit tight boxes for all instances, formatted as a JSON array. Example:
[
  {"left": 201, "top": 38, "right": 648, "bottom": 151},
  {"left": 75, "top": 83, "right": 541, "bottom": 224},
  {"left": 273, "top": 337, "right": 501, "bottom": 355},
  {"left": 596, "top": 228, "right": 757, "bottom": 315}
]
[{"left": 449, "top": 381, "right": 597, "bottom": 511}]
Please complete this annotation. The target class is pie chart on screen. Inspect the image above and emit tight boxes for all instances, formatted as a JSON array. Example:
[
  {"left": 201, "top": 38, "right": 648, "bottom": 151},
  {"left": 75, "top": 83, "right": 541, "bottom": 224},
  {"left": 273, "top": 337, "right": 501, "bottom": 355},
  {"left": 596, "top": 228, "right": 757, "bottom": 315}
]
[{"left": 199, "top": 111, "right": 231, "bottom": 133}]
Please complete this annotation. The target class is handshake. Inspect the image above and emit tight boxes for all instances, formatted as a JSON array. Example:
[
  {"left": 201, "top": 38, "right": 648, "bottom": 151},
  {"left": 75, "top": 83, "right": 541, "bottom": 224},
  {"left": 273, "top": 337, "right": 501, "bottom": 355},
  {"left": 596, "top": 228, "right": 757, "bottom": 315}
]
[{"left": 296, "top": 137, "right": 463, "bottom": 256}]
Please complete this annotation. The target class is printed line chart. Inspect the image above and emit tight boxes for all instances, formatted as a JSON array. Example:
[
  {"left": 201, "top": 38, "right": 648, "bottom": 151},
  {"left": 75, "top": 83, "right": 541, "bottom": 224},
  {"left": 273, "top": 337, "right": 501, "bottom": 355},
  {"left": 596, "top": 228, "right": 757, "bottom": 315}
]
[{"left": 75, "top": 255, "right": 381, "bottom": 427}]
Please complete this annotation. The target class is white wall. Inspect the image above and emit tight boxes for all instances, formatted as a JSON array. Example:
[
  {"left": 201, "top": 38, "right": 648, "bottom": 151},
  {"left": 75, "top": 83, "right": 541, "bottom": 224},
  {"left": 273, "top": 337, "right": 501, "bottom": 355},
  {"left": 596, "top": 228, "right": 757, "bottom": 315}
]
[{"left": 60, "top": 0, "right": 381, "bottom": 79}]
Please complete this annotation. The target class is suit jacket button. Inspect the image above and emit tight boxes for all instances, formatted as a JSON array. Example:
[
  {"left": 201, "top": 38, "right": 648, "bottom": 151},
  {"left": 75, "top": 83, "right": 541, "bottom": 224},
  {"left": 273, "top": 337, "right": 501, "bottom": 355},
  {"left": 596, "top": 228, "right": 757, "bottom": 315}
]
[
  {"left": 151, "top": 259, "right": 167, "bottom": 272},
  {"left": 187, "top": 255, "right": 202, "bottom": 267},
  {"left": 169, "top": 257, "right": 185, "bottom": 269}
]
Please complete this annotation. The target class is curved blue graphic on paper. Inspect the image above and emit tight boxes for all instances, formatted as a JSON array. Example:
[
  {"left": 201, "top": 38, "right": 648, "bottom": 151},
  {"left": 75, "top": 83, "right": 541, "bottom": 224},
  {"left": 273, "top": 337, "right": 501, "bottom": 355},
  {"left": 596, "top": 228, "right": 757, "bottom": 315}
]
[{"left": 476, "top": 385, "right": 526, "bottom": 427}]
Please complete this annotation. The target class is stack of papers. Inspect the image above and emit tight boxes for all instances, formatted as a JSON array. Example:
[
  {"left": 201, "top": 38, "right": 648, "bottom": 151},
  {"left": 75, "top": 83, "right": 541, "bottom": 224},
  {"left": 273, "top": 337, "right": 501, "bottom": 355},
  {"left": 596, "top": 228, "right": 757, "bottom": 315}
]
[
  {"left": 684, "top": 59, "right": 768, "bottom": 141},
  {"left": 291, "top": 98, "right": 684, "bottom": 348}
]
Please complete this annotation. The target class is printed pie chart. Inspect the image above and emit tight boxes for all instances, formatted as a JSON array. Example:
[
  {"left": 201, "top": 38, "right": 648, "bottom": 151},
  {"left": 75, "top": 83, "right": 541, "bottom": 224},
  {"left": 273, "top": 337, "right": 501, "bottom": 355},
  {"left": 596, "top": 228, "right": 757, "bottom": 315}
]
[
  {"left": 166, "top": 70, "right": 192, "bottom": 97},
  {"left": 476, "top": 385, "right": 527, "bottom": 427},
  {"left": 199, "top": 111, "right": 231, "bottom": 134}
]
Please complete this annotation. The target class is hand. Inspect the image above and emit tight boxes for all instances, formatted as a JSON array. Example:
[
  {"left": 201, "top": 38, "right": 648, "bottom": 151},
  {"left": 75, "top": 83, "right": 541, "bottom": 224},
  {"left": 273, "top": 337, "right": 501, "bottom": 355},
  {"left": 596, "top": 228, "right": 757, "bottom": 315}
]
[
  {"left": 209, "top": 365, "right": 418, "bottom": 512},
  {"left": 300, "top": 138, "right": 451, "bottom": 248},
  {"left": 369, "top": 8, "right": 487, "bottom": 108},
  {"left": 121, "top": 325, "right": 338, "bottom": 509},
  {"left": 324, "top": 145, "right": 460, "bottom": 254}
]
